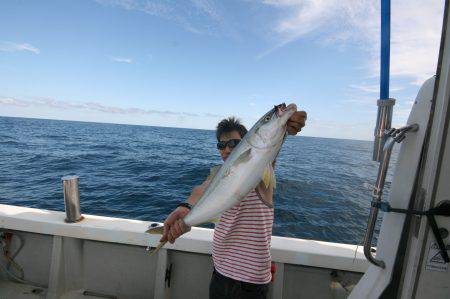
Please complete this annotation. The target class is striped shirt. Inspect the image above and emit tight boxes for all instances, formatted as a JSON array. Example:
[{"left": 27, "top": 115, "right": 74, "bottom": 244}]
[{"left": 212, "top": 189, "right": 274, "bottom": 284}]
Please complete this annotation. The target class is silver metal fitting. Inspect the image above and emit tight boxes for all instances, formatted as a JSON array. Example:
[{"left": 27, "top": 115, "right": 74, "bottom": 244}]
[
  {"left": 62, "top": 175, "right": 84, "bottom": 223},
  {"left": 373, "top": 98, "right": 396, "bottom": 162}
]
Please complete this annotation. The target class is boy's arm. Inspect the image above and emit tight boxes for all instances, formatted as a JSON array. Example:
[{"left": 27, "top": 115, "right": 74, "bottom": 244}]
[
  {"left": 186, "top": 179, "right": 210, "bottom": 205},
  {"left": 160, "top": 177, "right": 212, "bottom": 244}
]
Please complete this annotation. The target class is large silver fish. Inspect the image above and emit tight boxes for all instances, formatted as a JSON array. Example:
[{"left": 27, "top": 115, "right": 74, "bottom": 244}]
[{"left": 147, "top": 103, "right": 296, "bottom": 252}]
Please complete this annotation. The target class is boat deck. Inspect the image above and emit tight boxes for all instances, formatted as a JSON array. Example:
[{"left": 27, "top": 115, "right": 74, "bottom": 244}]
[{"left": 0, "top": 204, "right": 369, "bottom": 298}]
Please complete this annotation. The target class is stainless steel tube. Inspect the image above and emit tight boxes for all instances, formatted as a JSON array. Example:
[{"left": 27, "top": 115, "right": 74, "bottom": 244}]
[
  {"left": 373, "top": 98, "right": 396, "bottom": 162},
  {"left": 62, "top": 175, "right": 83, "bottom": 223},
  {"left": 364, "top": 124, "right": 419, "bottom": 268},
  {"left": 363, "top": 137, "right": 396, "bottom": 268}
]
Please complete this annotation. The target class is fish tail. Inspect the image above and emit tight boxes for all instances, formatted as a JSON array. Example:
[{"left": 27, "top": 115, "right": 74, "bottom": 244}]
[
  {"left": 146, "top": 226, "right": 164, "bottom": 234},
  {"left": 147, "top": 241, "right": 167, "bottom": 256},
  {"left": 145, "top": 225, "right": 167, "bottom": 255}
]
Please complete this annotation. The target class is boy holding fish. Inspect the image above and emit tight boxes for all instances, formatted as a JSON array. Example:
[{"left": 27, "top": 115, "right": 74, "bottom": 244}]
[{"left": 160, "top": 103, "right": 306, "bottom": 299}]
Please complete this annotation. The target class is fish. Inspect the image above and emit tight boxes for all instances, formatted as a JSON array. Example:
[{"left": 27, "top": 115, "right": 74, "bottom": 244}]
[{"left": 146, "top": 103, "right": 296, "bottom": 254}]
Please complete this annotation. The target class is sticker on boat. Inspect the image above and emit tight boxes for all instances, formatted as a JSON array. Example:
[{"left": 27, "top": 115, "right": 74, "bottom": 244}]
[{"left": 425, "top": 242, "right": 449, "bottom": 272}]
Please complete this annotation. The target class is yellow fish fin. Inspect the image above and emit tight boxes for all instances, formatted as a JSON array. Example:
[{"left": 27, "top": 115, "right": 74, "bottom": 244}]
[
  {"left": 145, "top": 225, "right": 164, "bottom": 234},
  {"left": 263, "top": 167, "right": 271, "bottom": 189},
  {"left": 206, "top": 217, "right": 220, "bottom": 223},
  {"left": 263, "top": 165, "right": 276, "bottom": 189}
]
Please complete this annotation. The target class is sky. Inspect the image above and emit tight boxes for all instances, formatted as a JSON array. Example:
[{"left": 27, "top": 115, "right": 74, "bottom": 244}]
[{"left": 0, "top": 0, "right": 445, "bottom": 140}]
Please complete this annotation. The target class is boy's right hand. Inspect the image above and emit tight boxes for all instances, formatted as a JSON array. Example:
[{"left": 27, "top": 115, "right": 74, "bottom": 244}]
[
  {"left": 160, "top": 180, "right": 210, "bottom": 244},
  {"left": 160, "top": 206, "right": 191, "bottom": 243}
]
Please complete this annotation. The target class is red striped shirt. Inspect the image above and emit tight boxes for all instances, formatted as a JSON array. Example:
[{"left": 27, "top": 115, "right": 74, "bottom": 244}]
[{"left": 212, "top": 189, "right": 274, "bottom": 284}]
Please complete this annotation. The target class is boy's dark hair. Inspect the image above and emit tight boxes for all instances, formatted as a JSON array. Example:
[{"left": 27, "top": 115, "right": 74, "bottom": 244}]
[{"left": 216, "top": 117, "right": 248, "bottom": 141}]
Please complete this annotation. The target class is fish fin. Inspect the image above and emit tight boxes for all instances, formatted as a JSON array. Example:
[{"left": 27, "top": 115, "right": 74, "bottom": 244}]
[
  {"left": 263, "top": 164, "right": 276, "bottom": 189},
  {"left": 235, "top": 148, "right": 252, "bottom": 165},
  {"left": 224, "top": 148, "right": 252, "bottom": 177},
  {"left": 147, "top": 241, "right": 167, "bottom": 256},
  {"left": 206, "top": 217, "right": 220, "bottom": 223},
  {"left": 145, "top": 226, "right": 164, "bottom": 234},
  {"left": 263, "top": 168, "right": 271, "bottom": 189},
  {"left": 145, "top": 226, "right": 167, "bottom": 255}
]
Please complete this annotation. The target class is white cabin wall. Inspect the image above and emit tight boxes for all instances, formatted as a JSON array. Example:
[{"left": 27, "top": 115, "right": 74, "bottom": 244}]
[
  {"left": 399, "top": 2, "right": 450, "bottom": 297},
  {"left": 408, "top": 94, "right": 450, "bottom": 298}
]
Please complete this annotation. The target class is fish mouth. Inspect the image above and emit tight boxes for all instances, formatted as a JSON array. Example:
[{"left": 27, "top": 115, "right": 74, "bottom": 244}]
[{"left": 275, "top": 103, "right": 296, "bottom": 118}]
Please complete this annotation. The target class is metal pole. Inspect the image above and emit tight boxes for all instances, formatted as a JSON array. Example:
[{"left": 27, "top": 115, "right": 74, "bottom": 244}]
[
  {"left": 373, "top": 98, "right": 395, "bottom": 161},
  {"left": 373, "top": 0, "right": 395, "bottom": 162},
  {"left": 62, "top": 175, "right": 83, "bottom": 223},
  {"left": 380, "top": 0, "right": 391, "bottom": 100},
  {"left": 364, "top": 136, "right": 396, "bottom": 269}
]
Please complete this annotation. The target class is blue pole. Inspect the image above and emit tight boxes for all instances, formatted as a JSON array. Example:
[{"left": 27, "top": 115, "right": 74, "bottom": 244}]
[
  {"left": 373, "top": 0, "right": 394, "bottom": 162},
  {"left": 380, "top": 0, "right": 391, "bottom": 99}
]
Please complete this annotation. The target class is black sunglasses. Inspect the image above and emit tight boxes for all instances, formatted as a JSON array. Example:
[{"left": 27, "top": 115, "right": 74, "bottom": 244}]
[{"left": 217, "top": 139, "right": 241, "bottom": 150}]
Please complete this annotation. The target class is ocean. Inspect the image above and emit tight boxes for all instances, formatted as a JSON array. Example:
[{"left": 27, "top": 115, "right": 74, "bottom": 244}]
[{"left": 0, "top": 116, "right": 397, "bottom": 245}]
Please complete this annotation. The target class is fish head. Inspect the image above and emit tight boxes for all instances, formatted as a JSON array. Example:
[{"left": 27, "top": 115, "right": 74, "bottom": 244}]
[{"left": 246, "top": 103, "right": 297, "bottom": 148}]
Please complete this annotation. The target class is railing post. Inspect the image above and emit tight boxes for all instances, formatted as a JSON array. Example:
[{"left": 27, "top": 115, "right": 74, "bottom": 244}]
[{"left": 62, "top": 175, "right": 83, "bottom": 223}]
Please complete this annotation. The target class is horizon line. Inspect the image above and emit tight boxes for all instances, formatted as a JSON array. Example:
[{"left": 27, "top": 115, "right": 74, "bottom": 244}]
[{"left": 0, "top": 114, "right": 372, "bottom": 142}]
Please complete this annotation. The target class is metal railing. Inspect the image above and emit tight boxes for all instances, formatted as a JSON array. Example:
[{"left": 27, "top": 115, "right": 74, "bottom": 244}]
[{"left": 364, "top": 124, "right": 419, "bottom": 268}]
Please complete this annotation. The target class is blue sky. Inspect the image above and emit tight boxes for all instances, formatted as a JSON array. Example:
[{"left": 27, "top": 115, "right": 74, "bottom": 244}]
[{"left": 0, "top": 0, "right": 444, "bottom": 140}]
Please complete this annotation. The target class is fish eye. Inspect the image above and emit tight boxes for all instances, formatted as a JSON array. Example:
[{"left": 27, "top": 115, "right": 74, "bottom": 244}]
[{"left": 264, "top": 115, "right": 271, "bottom": 122}]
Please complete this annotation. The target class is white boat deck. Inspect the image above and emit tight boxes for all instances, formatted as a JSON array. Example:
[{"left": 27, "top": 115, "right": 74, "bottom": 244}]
[{"left": 0, "top": 204, "right": 369, "bottom": 298}]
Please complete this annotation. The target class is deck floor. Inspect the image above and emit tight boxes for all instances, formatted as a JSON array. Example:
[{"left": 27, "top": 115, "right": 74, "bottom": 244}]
[
  {"left": 0, "top": 281, "right": 107, "bottom": 299},
  {"left": 0, "top": 281, "right": 46, "bottom": 299}
]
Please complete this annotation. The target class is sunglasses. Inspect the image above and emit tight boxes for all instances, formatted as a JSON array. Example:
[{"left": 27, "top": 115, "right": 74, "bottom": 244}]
[{"left": 217, "top": 139, "right": 241, "bottom": 150}]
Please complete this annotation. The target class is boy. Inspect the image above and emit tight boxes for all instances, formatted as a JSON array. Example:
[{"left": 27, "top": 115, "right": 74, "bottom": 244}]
[{"left": 161, "top": 104, "right": 306, "bottom": 298}]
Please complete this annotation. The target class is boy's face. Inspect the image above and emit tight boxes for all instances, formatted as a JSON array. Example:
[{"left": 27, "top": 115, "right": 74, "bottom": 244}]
[{"left": 218, "top": 130, "right": 241, "bottom": 161}]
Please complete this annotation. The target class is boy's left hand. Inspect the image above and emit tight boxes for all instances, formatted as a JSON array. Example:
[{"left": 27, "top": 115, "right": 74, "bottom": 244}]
[{"left": 287, "top": 106, "right": 307, "bottom": 135}]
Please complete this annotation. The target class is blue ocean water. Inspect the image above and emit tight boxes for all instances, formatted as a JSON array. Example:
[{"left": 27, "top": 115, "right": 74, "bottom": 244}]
[{"left": 0, "top": 116, "right": 396, "bottom": 245}]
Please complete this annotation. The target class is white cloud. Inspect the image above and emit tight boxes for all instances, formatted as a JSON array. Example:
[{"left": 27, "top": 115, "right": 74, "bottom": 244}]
[
  {"left": 0, "top": 96, "right": 224, "bottom": 118},
  {"left": 0, "top": 41, "right": 40, "bottom": 54},
  {"left": 110, "top": 56, "right": 133, "bottom": 63},
  {"left": 96, "top": 0, "right": 201, "bottom": 33},
  {"left": 191, "top": 0, "right": 221, "bottom": 22},
  {"left": 349, "top": 84, "right": 404, "bottom": 94},
  {"left": 95, "top": 0, "right": 236, "bottom": 37},
  {"left": 261, "top": 0, "right": 444, "bottom": 85},
  {"left": 300, "top": 117, "right": 375, "bottom": 141},
  {"left": 0, "top": 97, "right": 29, "bottom": 106}
]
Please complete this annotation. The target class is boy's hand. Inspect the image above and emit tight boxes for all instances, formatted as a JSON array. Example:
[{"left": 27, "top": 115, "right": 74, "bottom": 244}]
[
  {"left": 160, "top": 207, "right": 191, "bottom": 243},
  {"left": 287, "top": 106, "right": 307, "bottom": 135},
  {"left": 159, "top": 180, "right": 210, "bottom": 244}
]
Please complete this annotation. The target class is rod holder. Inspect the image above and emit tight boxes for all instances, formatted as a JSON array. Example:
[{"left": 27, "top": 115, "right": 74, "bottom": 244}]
[
  {"left": 62, "top": 175, "right": 83, "bottom": 223},
  {"left": 364, "top": 124, "right": 419, "bottom": 268},
  {"left": 373, "top": 98, "right": 396, "bottom": 162}
]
